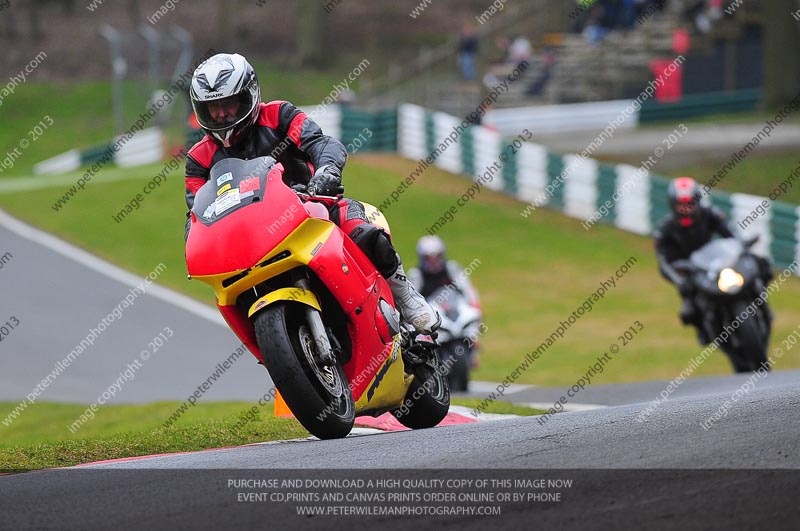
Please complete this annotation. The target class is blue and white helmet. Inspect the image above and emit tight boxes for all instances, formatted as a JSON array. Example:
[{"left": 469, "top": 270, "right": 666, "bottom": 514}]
[
  {"left": 190, "top": 53, "right": 260, "bottom": 147},
  {"left": 417, "top": 235, "right": 447, "bottom": 274}
]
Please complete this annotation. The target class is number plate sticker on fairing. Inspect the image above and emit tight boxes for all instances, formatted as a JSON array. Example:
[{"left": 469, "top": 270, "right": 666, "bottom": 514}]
[{"left": 215, "top": 189, "right": 241, "bottom": 216}]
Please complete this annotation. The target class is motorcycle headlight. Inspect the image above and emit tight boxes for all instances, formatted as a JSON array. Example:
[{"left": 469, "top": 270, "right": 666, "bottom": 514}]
[{"left": 718, "top": 267, "right": 744, "bottom": 293}]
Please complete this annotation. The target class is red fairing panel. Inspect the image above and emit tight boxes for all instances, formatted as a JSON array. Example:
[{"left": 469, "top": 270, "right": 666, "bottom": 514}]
[
  {"left": 217, "top": 303, "right": 264, "bottom": 363},
  {"left": 186, "top": 165, "right": 308, "bottom": 277},
  {"left": 308, "top": 231, "right": 395, "bottom": 399}
]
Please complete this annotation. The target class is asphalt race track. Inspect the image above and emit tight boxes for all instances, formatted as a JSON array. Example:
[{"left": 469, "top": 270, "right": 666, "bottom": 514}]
[
  {"left": 481, "top": 368, "right": 800, "bottom": 408},
  {"left": 0, "top": 211, "right": 272, "bottom": 405},
  {"left": 2, "top": 375, "right": 799, "bottom": 530},
  {"left": 1, "top": 210, "right": 799, "bottom": 530}
]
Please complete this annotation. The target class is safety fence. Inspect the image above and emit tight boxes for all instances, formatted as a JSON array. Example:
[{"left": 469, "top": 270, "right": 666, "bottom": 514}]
[
  {"left": 395, "top": 103, "right": 799, "bottom": 272},
  {"left": 28, "top": 101, "right": 799, "bottom": 272},
  {"left": 33, "top": 128, "right": 164, "bottom": 175}
]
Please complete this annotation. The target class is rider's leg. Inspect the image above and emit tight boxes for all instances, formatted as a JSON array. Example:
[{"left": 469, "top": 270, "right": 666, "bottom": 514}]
[
  {"left": 678, "top": 283, "right": 709, "bottom": 345},
  {"left": 329, "top": 198, "right": 440, "bottom": 334}
]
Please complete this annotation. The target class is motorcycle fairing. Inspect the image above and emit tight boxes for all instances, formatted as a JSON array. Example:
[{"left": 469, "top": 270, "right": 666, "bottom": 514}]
[{"left": 186, "top": 158, "right": 411, "bottom": 409}]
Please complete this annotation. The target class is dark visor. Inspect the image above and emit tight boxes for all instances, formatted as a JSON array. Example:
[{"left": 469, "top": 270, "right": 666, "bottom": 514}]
[{"left": 194, "top": 91, "right": 254, "bottom": 132}]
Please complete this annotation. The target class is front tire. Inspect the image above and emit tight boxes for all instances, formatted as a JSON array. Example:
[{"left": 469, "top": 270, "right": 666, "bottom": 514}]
[
  {"left": 727, "top": 302, "right": 769, "bottom": 373},
  {"left": 253, "top": 302, "right": 354, "bottom": 439},
  {"left": 392, "top": 350, "right": 450, "bottom": 429}
]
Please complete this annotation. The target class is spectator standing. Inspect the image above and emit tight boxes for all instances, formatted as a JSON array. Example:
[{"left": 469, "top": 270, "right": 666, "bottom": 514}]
[{"left": 458, "top": 22, "right": 479, "bottom": 81}]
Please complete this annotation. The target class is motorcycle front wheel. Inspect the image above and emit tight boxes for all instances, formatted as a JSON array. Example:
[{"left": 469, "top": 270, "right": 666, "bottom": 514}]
[
  {"left": 253, "top": 302, "right": 355, "bottom": 439},
  {"left": 727, "top": 301, "right": 769, "bottom": 373}
]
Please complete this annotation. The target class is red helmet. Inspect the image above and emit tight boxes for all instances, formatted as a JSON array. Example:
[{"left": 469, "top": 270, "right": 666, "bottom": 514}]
[{"left": 667, "top": 177, "right": 702, "bottom": 227}]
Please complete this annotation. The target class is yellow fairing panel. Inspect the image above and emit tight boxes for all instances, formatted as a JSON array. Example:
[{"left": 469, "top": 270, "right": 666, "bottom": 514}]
[
  {"left": 247, "top": 288, "right": 321, "bottom": 318},
  {"left": 354, "top": 336, "right": 411, "bottom": 413},
  {"left": 191, "top": 218, "right": 334, "bottom": 306}
]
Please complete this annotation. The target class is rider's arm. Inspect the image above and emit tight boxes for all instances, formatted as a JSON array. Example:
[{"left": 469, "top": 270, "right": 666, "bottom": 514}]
[
  {"left": 184, "top": 136, "right": 216, "bottom": 209},
  {"left": 183, "top": 155, "right": 209, "bottom": 241},
  {"left": 185, "top": 157, "right": 209, "bottom": 210},
  {"left": 273, "top": 101, "right": 347, "bottom": 176},
  {"left": 653, "top": 224, "right": 684, "bottom": 286},
  {"left": 709, "top": 207, "right": 736, "bottom": 239}
]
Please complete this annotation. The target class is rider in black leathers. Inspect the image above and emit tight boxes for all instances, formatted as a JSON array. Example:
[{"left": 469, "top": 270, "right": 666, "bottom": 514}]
[{"left": 654, "top": 177, "right": 773, "bottom": 344}]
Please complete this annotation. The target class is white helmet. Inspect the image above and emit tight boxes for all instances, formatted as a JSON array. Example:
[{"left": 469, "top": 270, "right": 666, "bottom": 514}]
[
  {"left": 190, "top": 53, "right": 260, "bottom": 147},
  {"left": 416, "top": 235, "right": 447, "bottom": 274}
]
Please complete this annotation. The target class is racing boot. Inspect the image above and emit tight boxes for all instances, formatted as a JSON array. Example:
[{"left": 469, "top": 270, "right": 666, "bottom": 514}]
[
  {"left": 679, "top": 298, "right": 696, "bottom": 326},
  {"left": 388, "top": 262, "right": 441, "bottom": 334}
]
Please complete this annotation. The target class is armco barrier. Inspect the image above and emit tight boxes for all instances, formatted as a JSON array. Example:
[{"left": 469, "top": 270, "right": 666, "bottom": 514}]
[
  {"left": 340, "top": 107, "right": 397, "bottom": 153},
  {"left": 33, "top": 128, "right": 164, "bottom": 175},
  {"left": 396, "top": 102, "right": 799, "bottom": 272},
  {"left": 639, "top": 89, "right": 762, "bottom": 123},
  {"left": 28, "top": 101, "right": 799, "bottom": 274},
  {"left": 482, "top": 89, "right": 762, "bottom": 135}
]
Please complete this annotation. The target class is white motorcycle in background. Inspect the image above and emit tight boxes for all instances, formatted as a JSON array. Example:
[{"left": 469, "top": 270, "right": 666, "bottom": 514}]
[{"left": 428, "top": 285, "right": 483, "bottom": 391}]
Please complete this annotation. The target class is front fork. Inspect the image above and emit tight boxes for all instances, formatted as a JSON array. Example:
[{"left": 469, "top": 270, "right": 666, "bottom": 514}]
[{"left": 294, "top": 277, "right": 336, "bottom": 366}]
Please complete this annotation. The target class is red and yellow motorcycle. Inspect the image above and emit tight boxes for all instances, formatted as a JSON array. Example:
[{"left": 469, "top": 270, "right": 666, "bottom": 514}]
[{"left": 185, "top": 157, "right": 450, "bottom": 439}]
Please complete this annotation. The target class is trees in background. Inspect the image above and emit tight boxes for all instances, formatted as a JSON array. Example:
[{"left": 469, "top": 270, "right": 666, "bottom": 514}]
[{"left": 764, "top": 0, "right": 800, "bottom": 108}]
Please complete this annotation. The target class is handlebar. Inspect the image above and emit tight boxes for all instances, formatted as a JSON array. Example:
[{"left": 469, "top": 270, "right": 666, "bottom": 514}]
[
  {"left": 742, "top": 235, "right": 759, "bottom": 249},
  {"left": 292, "top": 186, "right": 342, "bottom": 206},
  {"left": 671, "top": 259, "right": 694, "bottom": 273}
]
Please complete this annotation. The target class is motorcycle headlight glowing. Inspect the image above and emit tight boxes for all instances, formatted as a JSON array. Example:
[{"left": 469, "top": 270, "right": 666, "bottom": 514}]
[{"left": 718, "top": 268, "right": 744, "bottom": 293}]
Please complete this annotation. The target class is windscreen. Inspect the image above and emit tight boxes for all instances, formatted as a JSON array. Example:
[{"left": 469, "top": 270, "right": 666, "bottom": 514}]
[
  {"left": 191, "top": 157, "right": 276, "bottom": 226},
  {"left": 690, "top": 238, "right": 743, "bottom": 271}
]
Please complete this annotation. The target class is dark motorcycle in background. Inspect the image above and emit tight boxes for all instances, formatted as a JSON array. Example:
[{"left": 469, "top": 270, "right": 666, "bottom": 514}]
[
  {"left": 674, "top": 237, "right": 773, "bottom": 373},
  {"left": 427, "top": 285, "right": 483, "bottom": 391}
]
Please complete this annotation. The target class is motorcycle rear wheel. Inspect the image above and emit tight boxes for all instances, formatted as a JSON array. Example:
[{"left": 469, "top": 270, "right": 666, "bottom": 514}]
[
  {"left": 254, "top": 302, "right": 355, "bottom": 439},
  {"left": 392, "top": 350, "right": 450, "bottom": 429}
]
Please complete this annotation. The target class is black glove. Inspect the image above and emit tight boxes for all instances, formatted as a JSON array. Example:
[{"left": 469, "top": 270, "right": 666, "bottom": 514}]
[{"left": 308, "top": 164, "right": 343, "bottom": 196}]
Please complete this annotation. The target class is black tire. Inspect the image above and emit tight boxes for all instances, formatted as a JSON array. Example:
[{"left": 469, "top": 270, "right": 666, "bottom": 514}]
[
  {"left": 392, "top": 351, "right": 450, "bottom": 429},
  {"left": 253, "top": 302, "right": 354, "bottom": 439},
  {"left": 728, "top": 302, "right": 769, "bottom": 373},
  {"left": 440, "top": 343, "right": 470, "bottom": 392}
]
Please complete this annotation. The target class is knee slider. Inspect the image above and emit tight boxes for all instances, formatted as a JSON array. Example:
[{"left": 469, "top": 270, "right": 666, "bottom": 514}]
[{"left": 348, "top": 223, "right": 398, "bottom": 277}]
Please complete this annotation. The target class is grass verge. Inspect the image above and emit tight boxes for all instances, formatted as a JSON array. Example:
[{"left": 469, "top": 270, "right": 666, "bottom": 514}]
[
  {"left": 0, "top": 399, "right": 541, "bottom": 473},
  {"left": 450, "top": 398, "right": 544, "bottom": 417},
  {"left": 1, "top": 64, "right": 354, "bottom": 176},
  {"left": 663, "top": 152, "right": 800, "bottom": 205}
]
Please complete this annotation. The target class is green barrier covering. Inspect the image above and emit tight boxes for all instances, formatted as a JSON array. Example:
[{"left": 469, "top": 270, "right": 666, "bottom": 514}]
[
  {"left": 79, "top": 143, "right": 114, "bottom": 166},
  {"left": 596, "top": 163, "right": 618, "bottom": 225},
  {"left": 709, "top": 191, "right": 734, "bottom": 220},
  {"left": 639, "top": 89, "right": 762, "bottom": 123},
  {"left": 546, "top": 153, "right": 565, "bottom": 209},
  {"left": 460, "top": 126, "right": 475, "bottom": 177},
  {"left": 502, "top": 149, "right": 518, "bottom": 195},
  {"left": 770, "top": 202, "right": 799, "bottom": 269}
]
